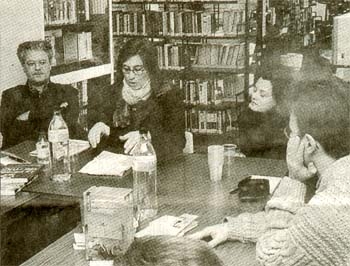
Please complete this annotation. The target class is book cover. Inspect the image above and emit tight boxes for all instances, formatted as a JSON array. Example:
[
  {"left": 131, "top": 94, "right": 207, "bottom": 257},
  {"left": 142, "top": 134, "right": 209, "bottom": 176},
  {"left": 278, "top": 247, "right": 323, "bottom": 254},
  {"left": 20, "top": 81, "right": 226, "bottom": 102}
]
[{"left": 1, "top": 164, "right": 42, "bottom": 184}]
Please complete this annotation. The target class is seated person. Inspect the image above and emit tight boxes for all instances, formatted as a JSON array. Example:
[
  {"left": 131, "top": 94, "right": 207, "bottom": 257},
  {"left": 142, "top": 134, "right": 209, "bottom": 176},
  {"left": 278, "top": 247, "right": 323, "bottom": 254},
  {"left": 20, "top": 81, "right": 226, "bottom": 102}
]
[
  {"left": 0, "top": 40, "right": 81, "bottom": 149},
  {"left": 123, "top": 235, "right": 223, "bottom": 266},
  {"left": 191, "top": 80, "right": 350, "bottom": 265},
  {"left": 238, "top": 68, "right": 290, "bottom": 159},
  {"left": 88, "top": 39, "right": 185, "bottom": 162}
]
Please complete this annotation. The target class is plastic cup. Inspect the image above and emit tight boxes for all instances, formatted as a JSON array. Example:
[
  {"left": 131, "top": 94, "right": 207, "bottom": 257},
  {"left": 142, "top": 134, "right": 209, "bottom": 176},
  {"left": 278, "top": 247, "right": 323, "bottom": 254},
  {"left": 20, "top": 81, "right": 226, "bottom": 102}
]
[{"left": 208, "top": 145, "right": 224, "bottom": 182}]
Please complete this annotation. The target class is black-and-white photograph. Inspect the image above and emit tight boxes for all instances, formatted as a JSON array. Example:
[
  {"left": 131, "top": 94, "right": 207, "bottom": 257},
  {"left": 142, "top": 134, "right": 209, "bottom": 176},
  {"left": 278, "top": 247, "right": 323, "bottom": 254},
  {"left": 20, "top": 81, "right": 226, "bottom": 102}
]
[{"left": 1, "top": 0, "right": 350, "bottom": 265}]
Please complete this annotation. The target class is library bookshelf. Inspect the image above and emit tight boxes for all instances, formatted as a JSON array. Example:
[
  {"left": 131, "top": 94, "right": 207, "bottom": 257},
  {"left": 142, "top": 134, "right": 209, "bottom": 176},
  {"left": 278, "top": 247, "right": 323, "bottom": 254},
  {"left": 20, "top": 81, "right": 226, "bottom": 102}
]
[
  {"left": 42, "top": 0, "right": 114, "bottom": 132},
  {"left": 112, "top": 0, "right": 258, "bottom": 150}
]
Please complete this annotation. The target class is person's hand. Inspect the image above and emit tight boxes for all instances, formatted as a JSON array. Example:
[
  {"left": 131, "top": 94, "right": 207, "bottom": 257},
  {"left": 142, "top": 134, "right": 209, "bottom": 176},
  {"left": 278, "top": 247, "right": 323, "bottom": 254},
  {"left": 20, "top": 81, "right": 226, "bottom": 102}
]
[
  {"left": 286, "top": 136, "right": 316, "bottom": 182},
  {"left": 16, "top": 111, "right": 30, "bottom": 121},
  {"left": 188, "top": 224, "right": 230, "bottom": 248},
  {"left": 119, "top": 131, "right": 141, "bottom": 154},
  {"left": 88, "top": 122, "right": 110, "bottom": 148}
]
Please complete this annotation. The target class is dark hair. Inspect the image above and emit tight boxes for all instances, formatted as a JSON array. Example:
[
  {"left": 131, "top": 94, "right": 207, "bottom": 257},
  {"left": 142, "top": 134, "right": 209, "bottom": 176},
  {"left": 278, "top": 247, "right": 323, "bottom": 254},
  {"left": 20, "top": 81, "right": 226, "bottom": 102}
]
[
  {"left": 17, "top": 40, "right": 53, "bottom": 65},
  {"left": 124, "top": 236, "right": 224, "bottom": 266},
  {"left": 289, "top": 79, "right": 350, "bottom": 159},
  {"left": 254, "top": 65, "right": 292, "bottom": 117},
  {"left": 116, "top": 39, "right": 161, "bottom": 90}
]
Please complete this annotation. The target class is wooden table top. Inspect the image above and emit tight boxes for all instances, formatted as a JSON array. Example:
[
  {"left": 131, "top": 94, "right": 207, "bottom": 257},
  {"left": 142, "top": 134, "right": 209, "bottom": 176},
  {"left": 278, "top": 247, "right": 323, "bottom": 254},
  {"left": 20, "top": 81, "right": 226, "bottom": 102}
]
[{"left": 16, "top": 140, "right": 287, "bottom": 266}]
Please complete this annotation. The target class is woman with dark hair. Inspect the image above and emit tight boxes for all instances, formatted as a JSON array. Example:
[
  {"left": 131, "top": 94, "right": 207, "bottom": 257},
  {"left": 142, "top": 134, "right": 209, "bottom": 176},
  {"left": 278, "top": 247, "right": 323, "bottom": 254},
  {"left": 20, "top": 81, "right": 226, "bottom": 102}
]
[
  {"left": 88, "top": 39, "right": 185, "bottom": 162},
  {"left": 124, "top": 235, "right": 223, "bottom": 266},
  {"left": 237, "top": 66, "right": 290, "bottom": 159}
]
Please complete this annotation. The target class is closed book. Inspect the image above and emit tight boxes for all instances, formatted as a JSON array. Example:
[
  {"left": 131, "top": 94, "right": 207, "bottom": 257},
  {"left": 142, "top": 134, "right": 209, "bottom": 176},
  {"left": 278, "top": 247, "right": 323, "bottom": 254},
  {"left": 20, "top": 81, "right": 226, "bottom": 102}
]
[{"left": 0, "top": 164, "right": 42, "bottom": 184}]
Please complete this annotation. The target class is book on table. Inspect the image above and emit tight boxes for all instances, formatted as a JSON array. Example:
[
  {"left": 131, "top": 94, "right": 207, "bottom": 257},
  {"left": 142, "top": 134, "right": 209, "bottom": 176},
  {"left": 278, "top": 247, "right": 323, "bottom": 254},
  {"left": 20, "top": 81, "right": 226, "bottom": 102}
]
[{"left": 0, "top": 163, "right": 43, "bottom": 196}]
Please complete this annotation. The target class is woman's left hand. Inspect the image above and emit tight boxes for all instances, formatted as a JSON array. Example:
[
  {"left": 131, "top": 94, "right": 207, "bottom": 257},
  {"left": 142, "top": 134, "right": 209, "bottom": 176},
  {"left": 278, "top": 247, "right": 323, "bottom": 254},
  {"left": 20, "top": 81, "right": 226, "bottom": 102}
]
[{"left": 119, "top": 131, "right": 141, "bottom": 154}]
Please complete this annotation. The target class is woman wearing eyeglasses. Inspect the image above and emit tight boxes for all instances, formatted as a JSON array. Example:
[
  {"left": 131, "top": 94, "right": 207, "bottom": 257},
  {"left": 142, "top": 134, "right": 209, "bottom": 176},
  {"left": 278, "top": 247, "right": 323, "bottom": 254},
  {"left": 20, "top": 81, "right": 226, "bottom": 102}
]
[
  {"left": 88, "top": 39, "right": 185, "bottom": 162},
  {"left": 238, "top": 67, "right": 290, "bottom": 159}
]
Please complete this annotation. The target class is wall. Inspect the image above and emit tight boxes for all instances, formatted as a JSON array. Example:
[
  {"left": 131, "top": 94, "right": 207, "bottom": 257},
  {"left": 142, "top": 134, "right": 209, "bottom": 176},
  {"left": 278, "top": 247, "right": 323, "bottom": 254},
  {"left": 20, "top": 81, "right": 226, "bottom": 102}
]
[{"left": 0, "top": 0, "right": 44, "bottom": 98}]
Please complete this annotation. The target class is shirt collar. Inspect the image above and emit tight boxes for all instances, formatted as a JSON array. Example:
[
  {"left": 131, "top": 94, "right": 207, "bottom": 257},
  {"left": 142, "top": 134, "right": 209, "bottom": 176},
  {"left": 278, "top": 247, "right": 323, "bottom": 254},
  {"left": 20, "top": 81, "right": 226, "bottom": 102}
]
[{"left": 27, "top": 80, "right": 50, "bottom": 95}]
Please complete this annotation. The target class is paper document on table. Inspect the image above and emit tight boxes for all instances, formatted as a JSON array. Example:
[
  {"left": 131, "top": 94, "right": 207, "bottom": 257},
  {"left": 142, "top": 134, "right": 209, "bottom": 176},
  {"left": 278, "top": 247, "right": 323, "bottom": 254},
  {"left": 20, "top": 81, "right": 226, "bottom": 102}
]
[
  {"left": 29, "top": 139, "right": 90, "bottom": 157},
  {"left": 251, "top": 175, "right": 282, "bottom": 194},
  {"left": 135, "top": 214, "right": 198, "bottom": 238},
  {"left": 79, "top": 151, "right": 133, "bottom": 176}
]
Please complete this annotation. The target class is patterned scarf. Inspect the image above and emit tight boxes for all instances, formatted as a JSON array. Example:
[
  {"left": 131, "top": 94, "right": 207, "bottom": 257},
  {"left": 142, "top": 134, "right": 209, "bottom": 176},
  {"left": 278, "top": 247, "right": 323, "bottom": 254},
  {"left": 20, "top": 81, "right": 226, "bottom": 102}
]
[{"left": 122, "top": 78, "right": 151, "bottom": 106}]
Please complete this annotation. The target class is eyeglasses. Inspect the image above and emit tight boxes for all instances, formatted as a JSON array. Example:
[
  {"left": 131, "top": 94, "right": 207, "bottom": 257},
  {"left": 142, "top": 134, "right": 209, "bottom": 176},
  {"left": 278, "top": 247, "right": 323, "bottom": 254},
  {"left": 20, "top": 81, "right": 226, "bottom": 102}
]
[{"left": 122, "top": 65, "right": 145, "bottom": 75}]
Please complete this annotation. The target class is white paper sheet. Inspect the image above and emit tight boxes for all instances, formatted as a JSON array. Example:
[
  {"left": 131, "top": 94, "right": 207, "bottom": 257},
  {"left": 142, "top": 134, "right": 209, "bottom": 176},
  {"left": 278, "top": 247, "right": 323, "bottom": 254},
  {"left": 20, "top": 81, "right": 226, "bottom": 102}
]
[
  {"left": 30, "top": 139, "right": 90, "bottom": 157},
  {"left": 79, "top": 151, "right": 133, "bottom": 176},
  {"left": 135, "top": 214, "right": 198, "bottom": 238}
]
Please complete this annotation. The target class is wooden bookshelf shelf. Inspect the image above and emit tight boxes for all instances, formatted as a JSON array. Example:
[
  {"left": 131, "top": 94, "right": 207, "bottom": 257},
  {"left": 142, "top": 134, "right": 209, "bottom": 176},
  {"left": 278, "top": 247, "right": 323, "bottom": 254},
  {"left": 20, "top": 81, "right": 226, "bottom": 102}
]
[
  {"left": 112, "top": 0, "right": 238, "bottom": 3},
  {"left": 191, "top": 65, "right": 245, "bottom": 73},
  {"left": 185, "top": 102, "right": 243, "bottom": 110},
  {"left": 45, "top": 22, "right": 94, "bottom": 32},
  {"left": 50, "top": 60, "right": 100, "bottom": 76}
]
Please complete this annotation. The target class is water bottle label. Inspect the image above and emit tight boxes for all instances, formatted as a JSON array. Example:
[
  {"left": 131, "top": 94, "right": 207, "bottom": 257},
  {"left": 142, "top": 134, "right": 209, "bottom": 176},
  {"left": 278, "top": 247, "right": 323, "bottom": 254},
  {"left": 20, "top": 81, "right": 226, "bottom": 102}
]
[
  {"left": 132, "top": 155, "right": 156, "bottom": 172},
  {"left": 48, "top": 129, "right": 69, "bottom": 142},
  {"left": 37, "top": 146, "right": 50, "bottom": 159}
]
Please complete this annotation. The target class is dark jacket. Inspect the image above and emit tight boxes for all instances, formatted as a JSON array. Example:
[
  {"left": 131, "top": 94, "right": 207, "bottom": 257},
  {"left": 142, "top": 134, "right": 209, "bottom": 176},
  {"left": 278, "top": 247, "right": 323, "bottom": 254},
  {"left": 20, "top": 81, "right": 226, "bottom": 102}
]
[
  {"left": 0, "top": 81, "right": 81, "bottom": 148},
  {"left": 238, "top": 106, "right": 287, "bottom": 159},
  {"left": 88, "top": 82, "right": 185, "bottom": 163}
]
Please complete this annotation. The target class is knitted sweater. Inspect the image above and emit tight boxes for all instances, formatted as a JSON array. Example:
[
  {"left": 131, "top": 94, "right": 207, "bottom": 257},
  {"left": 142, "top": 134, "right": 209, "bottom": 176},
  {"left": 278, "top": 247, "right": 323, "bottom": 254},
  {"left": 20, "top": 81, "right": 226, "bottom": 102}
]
[{"left": 224, "top": 155, "right": 350, "bottom": 266}]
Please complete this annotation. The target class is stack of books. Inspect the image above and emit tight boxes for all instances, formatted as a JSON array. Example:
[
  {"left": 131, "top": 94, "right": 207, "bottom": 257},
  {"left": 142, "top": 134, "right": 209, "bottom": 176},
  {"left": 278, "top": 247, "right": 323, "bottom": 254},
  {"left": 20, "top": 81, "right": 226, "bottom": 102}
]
[{"left": 0, "top": 164, "right": 42, "bottom": 196}]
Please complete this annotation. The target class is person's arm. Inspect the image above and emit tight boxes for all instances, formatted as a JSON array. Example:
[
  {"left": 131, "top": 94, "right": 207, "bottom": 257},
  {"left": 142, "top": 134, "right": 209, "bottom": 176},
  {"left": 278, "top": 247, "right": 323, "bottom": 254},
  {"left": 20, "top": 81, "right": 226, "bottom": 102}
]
[
  {"left": 190, "top": 176, "right": 307, "bottom": 248},
  {"left": 0, "top": 89, "right": 20, "bottom": 148},
  {"left": 149, "top": 87, "right": 185, "bottom": 161}
]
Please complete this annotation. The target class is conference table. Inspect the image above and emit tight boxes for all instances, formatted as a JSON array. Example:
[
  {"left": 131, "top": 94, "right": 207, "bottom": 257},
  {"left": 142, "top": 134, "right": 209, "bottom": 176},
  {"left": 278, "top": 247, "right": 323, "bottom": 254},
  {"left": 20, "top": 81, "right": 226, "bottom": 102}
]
[{"left": 4, "top": 141, "right": 287, "bottom": 266}]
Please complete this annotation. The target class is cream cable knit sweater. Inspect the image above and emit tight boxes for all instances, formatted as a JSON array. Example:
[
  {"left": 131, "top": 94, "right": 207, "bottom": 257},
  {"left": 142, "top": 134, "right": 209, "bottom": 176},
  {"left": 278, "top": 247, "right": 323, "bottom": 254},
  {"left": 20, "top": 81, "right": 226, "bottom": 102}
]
[{"left": 224, "top": 155, "right": 350, "bottom": 266}]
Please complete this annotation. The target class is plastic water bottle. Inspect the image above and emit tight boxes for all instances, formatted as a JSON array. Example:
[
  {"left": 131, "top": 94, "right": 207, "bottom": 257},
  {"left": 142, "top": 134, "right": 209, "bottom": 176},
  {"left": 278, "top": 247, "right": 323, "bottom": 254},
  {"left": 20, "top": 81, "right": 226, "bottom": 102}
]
[
  {"left": 48, "top": 110, "right": 71, "bottom": 182},
  {"left": 36, "top": 132, "right": 51, "bottom": 176},
  {"left": 132, "top": 130, "right": 158, "bottom": 223}
]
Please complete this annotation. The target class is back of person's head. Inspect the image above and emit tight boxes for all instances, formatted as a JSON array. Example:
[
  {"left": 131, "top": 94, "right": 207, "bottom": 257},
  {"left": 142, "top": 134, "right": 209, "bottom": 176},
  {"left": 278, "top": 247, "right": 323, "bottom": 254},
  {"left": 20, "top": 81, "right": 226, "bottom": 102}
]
[
  {"left": 17, "top": 40, "right": 53, "bottom": 65},
  {"left": 124, "top": 236, "right": 223, "bottom": 266},
  {"left": 289, "top": 79, "right": 350, "bottom": 159},
  {"left": 116, "top": 39, "right": 160, "bottom": 86}
]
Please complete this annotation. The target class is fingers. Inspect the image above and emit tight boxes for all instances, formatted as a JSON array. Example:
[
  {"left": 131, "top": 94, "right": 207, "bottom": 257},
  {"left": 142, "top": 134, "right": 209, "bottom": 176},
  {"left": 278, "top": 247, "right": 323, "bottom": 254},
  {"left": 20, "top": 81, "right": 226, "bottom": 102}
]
[
  {"left": 119, "top": 131, "right": 140, "bottom": 154},
  {"left": 119, "top": 132, "right": 131, "bottom": 141},
  {"left": 188, "top": 229, "right": 211, "bottom": 240},
  {"left": 208, "top": 236, "right": 225, "bottom": 248},
  {"left": 124, "top": 138, "right": 137, "bottom": 154},
  {"left": 88, "top": 129, "right": 100, "bottom": 148},
  {"left": 88, "top": 122, "right": 109, "bottom": 148}
]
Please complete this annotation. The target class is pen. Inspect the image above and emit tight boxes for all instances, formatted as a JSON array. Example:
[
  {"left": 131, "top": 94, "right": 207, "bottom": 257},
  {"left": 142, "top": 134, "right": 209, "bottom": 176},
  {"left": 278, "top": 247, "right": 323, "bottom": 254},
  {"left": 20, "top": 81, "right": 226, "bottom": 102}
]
[
  {"left": 0, "top": 151, "right": 29, "bottom": 164},
  {"left": 229, "top": 187, "right": 239, "bottom": 194}
]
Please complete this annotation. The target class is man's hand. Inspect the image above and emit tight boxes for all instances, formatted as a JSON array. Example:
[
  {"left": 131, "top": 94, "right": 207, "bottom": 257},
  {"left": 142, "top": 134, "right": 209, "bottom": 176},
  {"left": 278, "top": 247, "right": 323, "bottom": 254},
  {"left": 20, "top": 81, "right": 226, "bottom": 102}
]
[
  {"left": 88, "top": 122, "right": 110, "bottom": 148},
  {"left": 188, "top": 224, "right": 230, "bottom": 248},
  {"left": 119, "top": 131, "right": 141, "bottom": 154},
  {"left": 286, "top": 136, "right": 316, "bottom": 182},
  {"left": 16, "top": 111, "right": 30, "bottom": 121}
]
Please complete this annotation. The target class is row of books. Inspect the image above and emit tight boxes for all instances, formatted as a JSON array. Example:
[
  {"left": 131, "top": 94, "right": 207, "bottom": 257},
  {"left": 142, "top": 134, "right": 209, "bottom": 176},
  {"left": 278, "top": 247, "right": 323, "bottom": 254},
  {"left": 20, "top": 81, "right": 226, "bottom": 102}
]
[
  {"left": 44, "top": 0, "right": 90, "bottom": 26},
  {"left": 184, "top": 77, "right": 245, "bottom": 105},
  {"left": 157, "top": 44, "right": 187, "bottom": 70},
  {"left": 113, "top": 9, "right": 245, "bottom": 36},
  {"left": 185, "top": 109, "right": 238, "bottom": 134},
  {"left": 72, "top": 80, "right": 89, "bottom": 132},
  {"left": 193, "top": 42, "right": 246, "bottom": 68},
  {"left": 45, "top": 30, "right": 93, "bottom": 66},
  {"left": 1, "top": 163, "right": 42, "bottom": 196}
]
